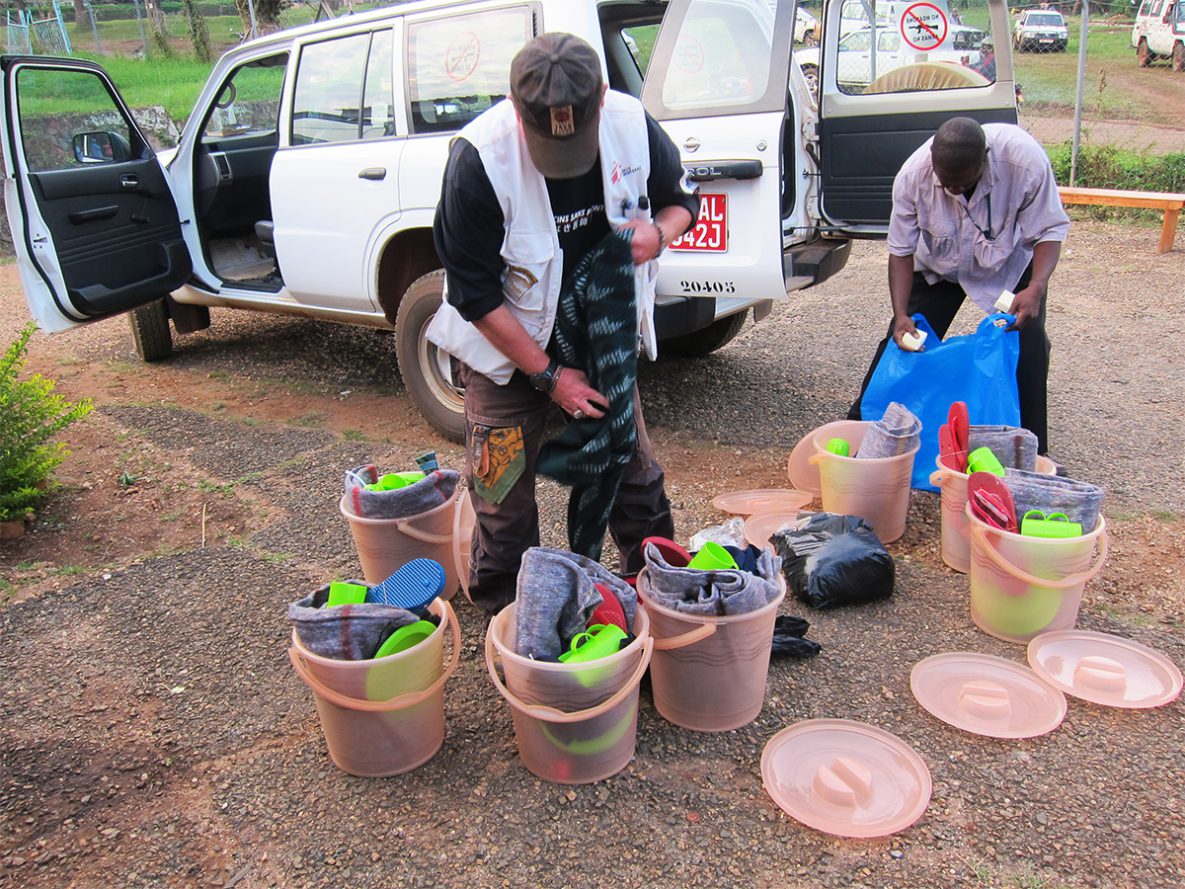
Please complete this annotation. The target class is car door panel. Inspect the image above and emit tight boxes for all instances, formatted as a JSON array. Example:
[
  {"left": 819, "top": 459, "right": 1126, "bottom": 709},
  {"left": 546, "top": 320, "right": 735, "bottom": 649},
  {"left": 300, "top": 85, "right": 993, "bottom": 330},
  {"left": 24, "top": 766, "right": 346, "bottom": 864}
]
[
  {"left": 816, "top": 0, "right": 1018, "bottom": 233},
  {"left": 642, "top": 0, "right": 795, "bottom": 301},
  {"left": 1, "top": 56, "right": 191, "bottom": 329}
]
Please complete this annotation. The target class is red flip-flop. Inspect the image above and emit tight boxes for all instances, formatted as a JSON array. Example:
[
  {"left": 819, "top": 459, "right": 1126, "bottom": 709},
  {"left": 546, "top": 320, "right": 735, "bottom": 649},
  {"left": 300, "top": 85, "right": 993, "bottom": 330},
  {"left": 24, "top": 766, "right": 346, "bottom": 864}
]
[
  {"left": 948, "top": 401, "right": 969, "bottom": 454},
  {"left": 642, "top": 536, "right": 692, "bottom": 568},
  {"left": 967, "top": 471, "right": 1018, "bottom": 533},
  {"left": 938, "top": 424, "right": 966, "bottom": 472}
]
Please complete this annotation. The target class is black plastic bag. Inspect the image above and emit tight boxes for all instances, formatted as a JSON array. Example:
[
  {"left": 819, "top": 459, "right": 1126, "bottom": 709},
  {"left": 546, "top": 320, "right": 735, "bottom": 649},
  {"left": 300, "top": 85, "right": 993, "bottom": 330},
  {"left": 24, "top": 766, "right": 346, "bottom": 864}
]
[{"left": 772, "top": 513, "right": 894, "bottom": 609}]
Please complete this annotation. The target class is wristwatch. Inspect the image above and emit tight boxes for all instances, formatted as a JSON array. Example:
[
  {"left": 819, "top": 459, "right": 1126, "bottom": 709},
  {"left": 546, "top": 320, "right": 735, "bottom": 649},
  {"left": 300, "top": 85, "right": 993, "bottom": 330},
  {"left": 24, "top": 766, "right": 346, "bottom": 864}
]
[{"left": 528, "top": 359, "right": 561, "bottom": 394}]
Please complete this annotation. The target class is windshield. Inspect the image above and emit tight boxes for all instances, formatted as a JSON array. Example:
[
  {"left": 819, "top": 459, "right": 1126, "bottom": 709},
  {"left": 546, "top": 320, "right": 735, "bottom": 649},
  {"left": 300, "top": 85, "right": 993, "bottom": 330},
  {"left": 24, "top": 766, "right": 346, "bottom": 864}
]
[{"left": 1027, "top": 12, "right": 1065, "bottom": 26}]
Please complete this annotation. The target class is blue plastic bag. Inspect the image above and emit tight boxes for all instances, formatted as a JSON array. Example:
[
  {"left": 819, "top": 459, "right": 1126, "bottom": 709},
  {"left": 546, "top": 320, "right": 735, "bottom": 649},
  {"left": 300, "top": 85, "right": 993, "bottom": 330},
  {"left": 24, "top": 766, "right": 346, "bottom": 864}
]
[{"left": 860, "top": 313, "right": 1021, "bottom": 492}]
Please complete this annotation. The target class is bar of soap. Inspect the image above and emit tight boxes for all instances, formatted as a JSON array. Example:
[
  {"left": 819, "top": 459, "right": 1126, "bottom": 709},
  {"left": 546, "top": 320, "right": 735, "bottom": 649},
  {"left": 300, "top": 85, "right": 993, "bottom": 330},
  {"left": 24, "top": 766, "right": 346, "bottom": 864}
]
[
  {"left": 994, "top": 289, "right": 1015, "bottom": 313},
  {"left": 900, "top": 329, "right": 928, "bottom": 352}
]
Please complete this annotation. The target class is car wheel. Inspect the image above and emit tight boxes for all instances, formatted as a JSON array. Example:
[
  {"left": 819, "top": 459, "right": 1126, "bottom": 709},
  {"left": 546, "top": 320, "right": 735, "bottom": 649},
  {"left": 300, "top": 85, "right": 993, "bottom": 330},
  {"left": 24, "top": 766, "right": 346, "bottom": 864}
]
[
  {"left": 1173, "top": 41, "right": 1185, "bottom": 72},
  {"left": 128, "top": 299, "right": 173, "bottom": 362},
  {"left": 660, "top": 312, "right": 748, "bottom": 358},
  {"left": 801, "top": 64, "right": 819, "bottom": 102},
  {"left": 395, "top": 269, "right": 465, "bottom": 443},
  {"left": 1138, "top": 38, "right": 1153, "bottom": 67}
]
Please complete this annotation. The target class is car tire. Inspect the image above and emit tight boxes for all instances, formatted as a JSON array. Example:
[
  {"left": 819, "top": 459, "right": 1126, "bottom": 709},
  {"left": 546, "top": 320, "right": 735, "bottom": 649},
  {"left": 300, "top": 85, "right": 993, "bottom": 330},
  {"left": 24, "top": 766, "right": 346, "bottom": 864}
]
[
  {"left": 395, "top": 269, "right": 465, "bottom": 443},
  {"left": 1138, "top": 38, "right": 1153, "bottom": 67},
  {"left": 128, "top": 299, "right": 174, "bottom": 362},
  {"left": 1173, "top": 41, "right": 1184, "bottom": 72},
  {"left": 660, "top": 311, "right": 748, "bottom": 358},
  {"left": 801, "top": 64, "right": 819, "bottom": 102}
]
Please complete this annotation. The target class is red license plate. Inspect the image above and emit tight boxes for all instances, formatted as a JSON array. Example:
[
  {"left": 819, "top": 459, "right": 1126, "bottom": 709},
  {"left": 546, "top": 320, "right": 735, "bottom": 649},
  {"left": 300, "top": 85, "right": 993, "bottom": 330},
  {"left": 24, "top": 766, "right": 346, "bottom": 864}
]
[{"left": 669, "top": 193, "right": 727, "bottom": 252}]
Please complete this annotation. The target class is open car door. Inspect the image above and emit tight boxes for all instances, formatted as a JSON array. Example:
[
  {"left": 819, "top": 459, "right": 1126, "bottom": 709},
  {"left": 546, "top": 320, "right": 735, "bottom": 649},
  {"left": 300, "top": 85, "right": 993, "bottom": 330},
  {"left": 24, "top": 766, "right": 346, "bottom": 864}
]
[
  {"left": 1, "top": 57, "right": 191, "bottom": 333},
  {"left": 815, "top": 0, "right": 1018, "bottom": 234},
  {"left": 642, "top": 0, "right": 796, "bottom": 302}
]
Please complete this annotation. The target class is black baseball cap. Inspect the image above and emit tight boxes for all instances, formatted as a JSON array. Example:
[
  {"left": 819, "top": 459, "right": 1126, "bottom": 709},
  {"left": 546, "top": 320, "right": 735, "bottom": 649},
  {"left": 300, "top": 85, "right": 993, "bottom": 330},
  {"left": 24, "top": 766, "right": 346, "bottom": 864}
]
[{"left": 510, "top": 33, "right": 604, "bottom": 179}]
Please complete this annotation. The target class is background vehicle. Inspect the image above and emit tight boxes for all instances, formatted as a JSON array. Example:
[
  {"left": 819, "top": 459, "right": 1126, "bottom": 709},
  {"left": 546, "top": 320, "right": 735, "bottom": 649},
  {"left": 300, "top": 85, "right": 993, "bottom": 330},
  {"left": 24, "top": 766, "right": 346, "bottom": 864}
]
[
  {"left": 1132, "top": 0, "right": 1185, "bottom": 70},
  {"left": 2, "top": 0, "right": 1019, "bottom": 441},
  {"left": 1013, "top": 9, "right": 1069, "bottom": 53}
]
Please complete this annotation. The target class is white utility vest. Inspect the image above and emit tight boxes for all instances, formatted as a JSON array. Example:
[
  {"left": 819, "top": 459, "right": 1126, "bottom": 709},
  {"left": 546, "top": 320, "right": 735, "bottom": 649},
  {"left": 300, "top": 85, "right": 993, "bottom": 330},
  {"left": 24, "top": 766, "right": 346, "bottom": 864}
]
[{"left": 427, "top": 91, "right": 658, "bottom": 385}]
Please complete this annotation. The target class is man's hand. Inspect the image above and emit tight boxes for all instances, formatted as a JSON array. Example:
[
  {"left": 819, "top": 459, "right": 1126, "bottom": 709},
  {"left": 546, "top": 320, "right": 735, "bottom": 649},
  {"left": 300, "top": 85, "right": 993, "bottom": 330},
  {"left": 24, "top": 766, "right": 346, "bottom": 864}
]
[
  {"left": 551, "top": 367, "right": 609, "bottom": 420},
  {"left": 1006, "top": 281, "right": 1046, "bottom": 331},
  {"left": 620, "top": 219, "right": 662, "bottom": 265},
  {"left": 891, "top": 314, "right": 919, "bottom": 349}
]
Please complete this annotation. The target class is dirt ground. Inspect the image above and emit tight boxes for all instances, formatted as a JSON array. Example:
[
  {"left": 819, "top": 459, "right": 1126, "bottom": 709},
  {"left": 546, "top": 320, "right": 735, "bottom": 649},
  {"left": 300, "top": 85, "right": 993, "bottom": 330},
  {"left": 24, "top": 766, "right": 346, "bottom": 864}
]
[{"left": 1, "top": 217, "right": 1183, "bottom": 889}]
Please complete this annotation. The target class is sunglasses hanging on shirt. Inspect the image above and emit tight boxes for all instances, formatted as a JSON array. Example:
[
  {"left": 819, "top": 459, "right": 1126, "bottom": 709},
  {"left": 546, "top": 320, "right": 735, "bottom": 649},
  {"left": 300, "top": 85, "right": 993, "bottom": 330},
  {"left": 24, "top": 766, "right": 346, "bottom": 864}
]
[{"left": 959, "top": 191, "right": 995, "bottom": 241}]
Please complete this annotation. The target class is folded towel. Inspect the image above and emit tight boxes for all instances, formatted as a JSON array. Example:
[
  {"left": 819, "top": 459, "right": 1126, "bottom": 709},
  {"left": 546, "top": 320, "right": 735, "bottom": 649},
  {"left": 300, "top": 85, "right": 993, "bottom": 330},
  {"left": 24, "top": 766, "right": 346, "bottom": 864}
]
[
  {"left": 514, "top": 547, "right": 638, "bottom": 661},
  {"left": 968, "top": 426, "right": 1038, "bottom": 471},
  {"left": 289, "top": 582, "right": 420, "bottom": 660},
  {"left": 344, "top": 464, "right": 460, "bottom": 519},
  {"left": 1003, "top": 469, "right": 1105, "bottom": 530},
  {"left": 638, "top": 541, "right": 782, "bottom": 616},
  {"left": 858, "top": 402, "right": 921, "bottom": 459}
]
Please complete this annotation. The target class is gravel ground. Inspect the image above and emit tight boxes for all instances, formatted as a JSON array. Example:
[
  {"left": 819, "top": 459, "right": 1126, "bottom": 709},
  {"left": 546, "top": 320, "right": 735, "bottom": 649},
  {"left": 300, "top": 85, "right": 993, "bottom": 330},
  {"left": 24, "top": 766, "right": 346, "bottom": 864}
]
[{"left": 1, "top": 217, "right": 1182, "bottom": 889}]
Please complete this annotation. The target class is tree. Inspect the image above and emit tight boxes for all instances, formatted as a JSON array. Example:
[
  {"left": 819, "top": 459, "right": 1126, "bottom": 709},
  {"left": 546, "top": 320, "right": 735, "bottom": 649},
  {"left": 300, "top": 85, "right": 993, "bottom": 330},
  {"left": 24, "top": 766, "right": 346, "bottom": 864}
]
[
  {"left": 235, "top": 0, "right": 289, "bottom": 38},
  {"left": 183, "top": 0, "right": 212, "bottom": 62},
  {"left": 72, "top": 0, "right": 85, "bottom": 28},
  {"left": 144, "top": 0, "right": 173, "bottom": 55}
]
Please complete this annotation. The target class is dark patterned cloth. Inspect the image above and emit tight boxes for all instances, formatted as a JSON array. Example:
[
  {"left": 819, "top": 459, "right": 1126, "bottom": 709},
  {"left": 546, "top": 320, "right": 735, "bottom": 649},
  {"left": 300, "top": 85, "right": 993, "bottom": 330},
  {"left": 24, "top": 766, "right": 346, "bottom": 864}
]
[{"left": 537, "top": 231, "right": 639, "bottom": 561}]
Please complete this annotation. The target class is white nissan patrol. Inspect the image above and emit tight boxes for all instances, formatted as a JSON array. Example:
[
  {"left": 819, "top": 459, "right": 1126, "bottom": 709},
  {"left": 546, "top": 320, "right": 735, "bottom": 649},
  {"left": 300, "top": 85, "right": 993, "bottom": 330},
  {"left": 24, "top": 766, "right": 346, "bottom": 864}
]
[{"left": 1, "top": 0, "right": 1018, "bottom": 441}]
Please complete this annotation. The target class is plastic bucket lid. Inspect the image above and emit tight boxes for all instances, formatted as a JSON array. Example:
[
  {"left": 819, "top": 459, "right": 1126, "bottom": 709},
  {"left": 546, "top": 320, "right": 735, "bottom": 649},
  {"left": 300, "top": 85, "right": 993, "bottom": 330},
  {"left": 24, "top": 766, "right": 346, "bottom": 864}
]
[
  {"left": 762, "top": 719, "right": 932, "bottom": 838},
  {"left": 711, "top": 489, "right": 813, "bottom": 516},
  {"left": 787, "top": 420, "right": 868, "bottom": 496},
  {"left": 930, "top": 454, "right": 1057, "bottom": 574},
  {"left": 1027, "top": 630, "right": 1183, "bottom": 709},
  {"left": 810, "top": 423, "right": 919, "bottom": 545},
  {"left": 744, "top": 512, "right": 801, "bottom": 549},
  {"left": 340, "top": 490, "right": 459, "bottom": 598},
  {"left": 910, "top": 652, "right": 1067, "bottom": 738},
  {"left": 640, "top": 574, "right": 786, "bottom": 732},
  {"left": 288, "top": 598, "right": 460, "bottom": 777},
  {"left": 452, "top": 491, "right": 476, "bottom": 604}
]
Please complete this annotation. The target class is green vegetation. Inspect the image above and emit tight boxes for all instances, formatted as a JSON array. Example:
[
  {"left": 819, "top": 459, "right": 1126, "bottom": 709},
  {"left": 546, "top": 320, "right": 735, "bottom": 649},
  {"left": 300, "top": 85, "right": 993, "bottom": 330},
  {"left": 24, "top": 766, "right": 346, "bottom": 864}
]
[
  {"left": 0, "top": 324, "right": 94, "bottom": 523},
  {"left": 1048, "top": 142, "right": 1185, "bottom": 191}
]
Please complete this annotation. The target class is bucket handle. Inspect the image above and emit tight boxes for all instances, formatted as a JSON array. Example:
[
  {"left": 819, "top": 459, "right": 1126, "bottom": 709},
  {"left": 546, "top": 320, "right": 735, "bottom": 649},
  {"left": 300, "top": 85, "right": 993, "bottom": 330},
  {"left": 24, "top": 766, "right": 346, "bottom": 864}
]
[
  {"left": 929, "top": 470, "right": 945, "bottom": 487},
  {"left": 484, "top": 632, "right": 653, "bottom": 725},
  {"left": 650, "top": 620, "right": 716, "bottom": 650},
  {"left": 288, "top": 601, "right": 461, "bottom": 713},
  {"left": 394, "top": 517, "right": 452, "bottom": 546},
  {"left": 970, "top": 522, "right": 1110, "bottom": 590}
]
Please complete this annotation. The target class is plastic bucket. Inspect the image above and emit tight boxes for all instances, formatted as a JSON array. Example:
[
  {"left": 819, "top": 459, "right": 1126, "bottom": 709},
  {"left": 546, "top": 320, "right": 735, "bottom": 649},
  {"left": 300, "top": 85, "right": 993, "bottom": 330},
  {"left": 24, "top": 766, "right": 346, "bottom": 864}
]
[
  {"left": 288, "top": 598, "right": 460, "bottom": 777},
  {"left": 966, "top": 505, "right": 1109, "bottom": 644},
  {"left": 808, "top": 422, "right": 919, "bottom": 544},
  {"left": 639, "top": 574, "right": 786, "bottom": 732},
  {"left": 930, "top": 454, "right": 1057, "bottom": 573},
  {"left": 485, "top": 603, "right": 652, "bottom": 784},
  {"left": 339, "top": 491, "right": 459, "bottom": 598}
]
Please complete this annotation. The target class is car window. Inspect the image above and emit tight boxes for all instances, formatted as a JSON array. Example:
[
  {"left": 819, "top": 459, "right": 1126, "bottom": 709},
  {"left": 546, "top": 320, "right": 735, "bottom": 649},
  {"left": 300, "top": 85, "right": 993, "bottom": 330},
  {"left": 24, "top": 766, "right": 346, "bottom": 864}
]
[
  {"left": 202, "top": 55, "right": 286, "bottom": 142},
  {"left": 877, "top": 31, "right": 900, "bottom": 51},
  {"left": 622, "top": 25, "right": 659, "bottom": 76},
  {"left": 406, "top": 6, "right": 533, "bottom": 135},
  {"left": 362, "top": 30, "right": 395, "bottom": 139},
  {"left": 843, "top": 30, "right": 872, "bottom": 51},
  {"left": 1026, "top": 12, "right": 1065, "bottom": 26},
  {"left": 292, "top": 32, "right": 384, "bottom": 145},
  {"left": 15, "top": 67, "right": 135, "bottom": 172}
]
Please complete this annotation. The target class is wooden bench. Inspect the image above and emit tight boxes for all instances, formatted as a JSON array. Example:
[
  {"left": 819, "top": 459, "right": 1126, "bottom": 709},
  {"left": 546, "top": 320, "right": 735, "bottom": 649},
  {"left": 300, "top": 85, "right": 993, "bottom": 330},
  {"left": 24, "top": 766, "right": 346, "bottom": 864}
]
[{"left": 1058, "top": 186, "right": 1185, "bottom": 254}]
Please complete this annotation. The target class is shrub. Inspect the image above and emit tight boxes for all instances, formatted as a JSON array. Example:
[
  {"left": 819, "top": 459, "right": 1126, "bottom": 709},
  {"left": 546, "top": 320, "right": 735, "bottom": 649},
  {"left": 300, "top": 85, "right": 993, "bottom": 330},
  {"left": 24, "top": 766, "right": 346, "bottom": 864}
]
[{"left": 0, "top": 323, "right": 93, "bottom": 523}]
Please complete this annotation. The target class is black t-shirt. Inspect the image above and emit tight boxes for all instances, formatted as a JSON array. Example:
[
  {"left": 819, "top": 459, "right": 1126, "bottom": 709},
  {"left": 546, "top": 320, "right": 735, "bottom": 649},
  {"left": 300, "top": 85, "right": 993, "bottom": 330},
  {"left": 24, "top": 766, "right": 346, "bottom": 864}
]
[{"left": 433, "top": 109, "right": 699, "bottom": 322}]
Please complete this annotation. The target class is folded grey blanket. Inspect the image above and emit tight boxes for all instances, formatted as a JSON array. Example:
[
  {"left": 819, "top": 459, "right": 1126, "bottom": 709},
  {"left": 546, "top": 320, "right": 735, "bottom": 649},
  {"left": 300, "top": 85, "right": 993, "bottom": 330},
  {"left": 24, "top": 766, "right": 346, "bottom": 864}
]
[
  {"left": 638, "top": 541, "right": 782, "bottom": 616},
  {"left": 968, "top": 426, "right": 1038, "bottom": 471},
  {"left": 514, "top": 547, "right": 638, "bottom": 661},
  {"left": 858, "top": 402, "right": 921, "bottom": 459},
  {"left": 1003, "top": 468, "right": 1105, "bottom": 530},
  {"left": 289, "top": 582, "right": 420, "bottom": 660},
  {"left": 343, "top": 464, "right": 460, "bottom": 519}
]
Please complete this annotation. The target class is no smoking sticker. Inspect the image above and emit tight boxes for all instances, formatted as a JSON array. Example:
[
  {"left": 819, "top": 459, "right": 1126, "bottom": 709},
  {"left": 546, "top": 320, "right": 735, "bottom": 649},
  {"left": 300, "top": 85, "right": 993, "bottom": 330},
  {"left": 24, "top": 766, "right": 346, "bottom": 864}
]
[
  {"left": 900, "top": 2, "right": 948, "bottom": 51},
  {"left": 445, "top": 32, "right": 480, "bottom": 82}
]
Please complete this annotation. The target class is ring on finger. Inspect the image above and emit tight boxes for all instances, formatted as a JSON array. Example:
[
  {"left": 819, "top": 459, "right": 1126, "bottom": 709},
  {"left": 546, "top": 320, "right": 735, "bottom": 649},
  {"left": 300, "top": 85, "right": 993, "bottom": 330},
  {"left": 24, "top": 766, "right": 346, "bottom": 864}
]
[{"left": 572, "top": 409, "right": 585, "bottom": 420}]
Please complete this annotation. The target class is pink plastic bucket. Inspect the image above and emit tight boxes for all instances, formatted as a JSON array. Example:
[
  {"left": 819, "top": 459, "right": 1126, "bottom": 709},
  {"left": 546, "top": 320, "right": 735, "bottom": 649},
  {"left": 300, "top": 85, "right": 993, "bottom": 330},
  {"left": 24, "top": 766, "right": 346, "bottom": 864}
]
[
  {"left": 485, "top": 603, "right": 652, "bottom": 784},
  {"left": 966, "top": 505, "right": 1109, "bottom": 643},
  {"left": 809, "top": 422, "right": 918, "bottom": 544},
  {"left": 288, "top": 598, "right": 460, "bottom": 776},
  {"left": 340, "top": 491, "right": 459, "bottom": 598},
  {"left": 930, "top": 454, "right": 1057, "bottom": 573},
  {"left": 639, "top": 574, "right": 786, "bottom": 732}
]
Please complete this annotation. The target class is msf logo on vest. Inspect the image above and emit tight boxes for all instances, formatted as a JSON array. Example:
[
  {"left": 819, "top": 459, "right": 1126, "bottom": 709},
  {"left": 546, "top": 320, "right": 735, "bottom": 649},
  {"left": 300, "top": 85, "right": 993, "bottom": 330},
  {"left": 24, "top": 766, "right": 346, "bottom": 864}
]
[{"left": 610, "top": 160, "right": 643, "bottom": 184}]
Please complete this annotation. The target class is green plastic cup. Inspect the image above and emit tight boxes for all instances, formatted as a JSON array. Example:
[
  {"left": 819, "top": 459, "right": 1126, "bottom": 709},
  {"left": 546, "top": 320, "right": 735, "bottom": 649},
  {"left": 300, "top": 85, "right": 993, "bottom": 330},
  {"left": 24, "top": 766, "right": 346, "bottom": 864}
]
[
  {"left": 327, "top": 581, "right": 368, "bottom": 606},
  {"left": 965, "top": 447, "right": 1005, "bottom": 477},
  {"left": 825, "top": 437, "right": 850, "bottom": 456},
  {"left": 373, "top": 620, "right": 437, "bottom": 658},
  {"left": 687, "top": 541, "right": 738, "bottom": 571}
]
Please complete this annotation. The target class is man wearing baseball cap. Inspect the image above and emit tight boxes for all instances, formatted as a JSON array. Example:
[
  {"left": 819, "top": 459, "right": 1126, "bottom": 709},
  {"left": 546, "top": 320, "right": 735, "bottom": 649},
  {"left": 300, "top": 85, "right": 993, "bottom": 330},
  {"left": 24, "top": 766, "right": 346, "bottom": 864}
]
[{"left": 428, "top": 33, "right": 699, "bottom": 615}]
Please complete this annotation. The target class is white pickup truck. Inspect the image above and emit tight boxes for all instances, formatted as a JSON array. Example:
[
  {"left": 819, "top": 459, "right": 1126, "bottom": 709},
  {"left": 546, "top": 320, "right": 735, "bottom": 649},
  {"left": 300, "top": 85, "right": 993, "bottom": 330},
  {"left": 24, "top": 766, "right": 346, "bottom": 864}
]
[{"left": 2, "top": 0, "right": 1019, "bottom": 441}]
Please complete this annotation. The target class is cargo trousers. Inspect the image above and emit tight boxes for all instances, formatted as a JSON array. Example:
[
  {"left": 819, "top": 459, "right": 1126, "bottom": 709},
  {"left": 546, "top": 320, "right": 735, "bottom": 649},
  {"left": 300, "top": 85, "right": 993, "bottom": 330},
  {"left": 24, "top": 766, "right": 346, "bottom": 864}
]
[{"left": 459, "top": 362, "right": 674, "bottom": 615}]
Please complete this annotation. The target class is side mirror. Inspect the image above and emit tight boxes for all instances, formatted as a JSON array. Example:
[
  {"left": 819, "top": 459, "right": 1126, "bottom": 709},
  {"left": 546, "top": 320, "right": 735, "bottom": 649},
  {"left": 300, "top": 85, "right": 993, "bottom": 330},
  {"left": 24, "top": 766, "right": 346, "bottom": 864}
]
[{"left": 72, "top": 130, "right": 133, "bottom": 165}]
